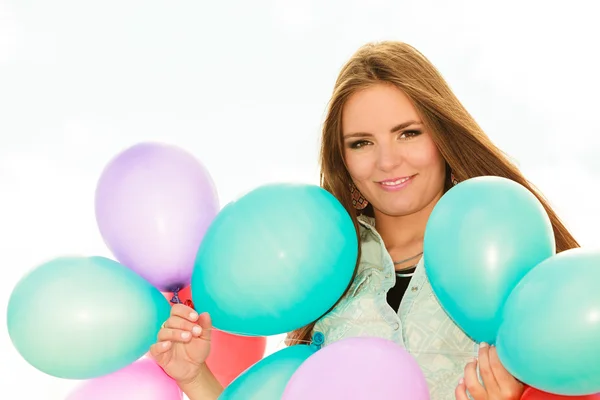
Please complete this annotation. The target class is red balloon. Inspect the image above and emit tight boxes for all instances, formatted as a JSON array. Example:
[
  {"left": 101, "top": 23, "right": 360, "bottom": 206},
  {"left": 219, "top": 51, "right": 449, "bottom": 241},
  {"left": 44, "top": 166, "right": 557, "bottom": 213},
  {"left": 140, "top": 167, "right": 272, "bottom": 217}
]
[
  {"left": 205, "top": 329, "right": 267, "bottom": 387},
  {"left": 522, "top": 387, "right": 600, "bottom": 400}
]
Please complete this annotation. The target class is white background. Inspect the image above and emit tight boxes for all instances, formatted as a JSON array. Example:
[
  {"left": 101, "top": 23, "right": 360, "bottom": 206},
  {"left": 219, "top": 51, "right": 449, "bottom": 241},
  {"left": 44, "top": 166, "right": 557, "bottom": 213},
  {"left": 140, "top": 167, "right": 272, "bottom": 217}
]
[{"left": 1, "top": 0, "right": 599, "bottom": 398}]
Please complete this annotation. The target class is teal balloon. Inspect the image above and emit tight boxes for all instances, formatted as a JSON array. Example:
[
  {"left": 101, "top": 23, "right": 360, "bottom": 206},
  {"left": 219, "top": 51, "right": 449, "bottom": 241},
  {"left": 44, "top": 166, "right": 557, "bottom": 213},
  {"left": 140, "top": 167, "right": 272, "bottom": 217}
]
[
  {"left": 192, "top": 183, "right": 358, "bottom": 336},
  {"left": 496, "top": 248, "right": 600, "bottom": 396},
  {"left": 219, "top": 345, "right": 316, "bottom": 399},
  {"left": 423, "top": 176, "right": 555, "bottom": 344},
  {"left": 6, "top": 256, "right": 171, "bottom": 379}
]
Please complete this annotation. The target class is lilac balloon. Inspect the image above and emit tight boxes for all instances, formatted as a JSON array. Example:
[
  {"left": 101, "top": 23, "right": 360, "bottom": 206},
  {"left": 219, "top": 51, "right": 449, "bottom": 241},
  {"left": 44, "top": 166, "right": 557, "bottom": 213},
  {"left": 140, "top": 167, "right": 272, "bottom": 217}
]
[
  {"left": 282, "top": 337, "right": 430, "bottom": 400},
  {"left": 95, "top": 142, "right": 219, "bottom": 291},
  {"left": 66, "top": 358, "right": 183, "bottom": 400}
]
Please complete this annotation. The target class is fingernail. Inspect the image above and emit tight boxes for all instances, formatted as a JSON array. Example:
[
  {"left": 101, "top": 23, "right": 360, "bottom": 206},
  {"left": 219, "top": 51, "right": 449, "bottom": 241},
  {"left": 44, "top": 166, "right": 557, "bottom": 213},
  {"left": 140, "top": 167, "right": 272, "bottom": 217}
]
[
  {"left": 470, "top": 357, "right": 478, "bottom": 364},
  {"left": 192, "top": 326, "right": 202, "bottom": 336},
  {"left": 189, "top": 312, "right": 198, "bottom": 321},
  {"left": 458, "top": 377, "right": 464, "bottom": 385},
  {"left": 162, "top": 341, "right": 171, "bottom": 348},
  {"left": 479, "top": 342, "right": 488, "bottom": 348},
  {"left": 181, "top": 331, "right": 191, "bottom": 339}
]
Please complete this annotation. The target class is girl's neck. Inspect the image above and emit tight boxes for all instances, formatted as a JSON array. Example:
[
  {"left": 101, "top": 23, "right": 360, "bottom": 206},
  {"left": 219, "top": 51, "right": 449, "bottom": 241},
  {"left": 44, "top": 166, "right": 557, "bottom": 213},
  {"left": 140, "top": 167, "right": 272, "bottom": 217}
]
[{"left": 373, "top": 193, "right": 442, "bottom": 269}]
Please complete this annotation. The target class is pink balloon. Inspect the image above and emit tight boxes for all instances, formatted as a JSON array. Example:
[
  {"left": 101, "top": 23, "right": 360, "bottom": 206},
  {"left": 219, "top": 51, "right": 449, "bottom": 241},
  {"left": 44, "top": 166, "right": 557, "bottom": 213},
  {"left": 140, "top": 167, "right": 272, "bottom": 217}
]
[
  {"left": 282, "top": 337, "right": 429, "bottom": 400},
  {"left": 66, "top": 359, "right": 183, "bottom": 400}
]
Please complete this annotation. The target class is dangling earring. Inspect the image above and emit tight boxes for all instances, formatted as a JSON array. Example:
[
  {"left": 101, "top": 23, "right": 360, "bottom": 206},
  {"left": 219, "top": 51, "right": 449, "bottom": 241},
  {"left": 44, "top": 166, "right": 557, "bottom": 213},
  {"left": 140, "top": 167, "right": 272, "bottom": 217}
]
[
  {"left": 350, "top": 183, "right": 368, "bottom": 210},
  {"left": 450, "top": 171, "right": 459, "bottom": 186}
]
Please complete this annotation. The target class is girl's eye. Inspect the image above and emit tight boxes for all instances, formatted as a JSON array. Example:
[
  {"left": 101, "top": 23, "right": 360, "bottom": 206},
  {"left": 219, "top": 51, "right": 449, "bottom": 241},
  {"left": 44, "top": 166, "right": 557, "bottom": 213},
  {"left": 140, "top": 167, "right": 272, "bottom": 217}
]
[
  {"left": 349, "top": 140, "right": 371, "bottom": 149},
  {"left": 399, "top": 129, "right": 422, "bottom": 139}
]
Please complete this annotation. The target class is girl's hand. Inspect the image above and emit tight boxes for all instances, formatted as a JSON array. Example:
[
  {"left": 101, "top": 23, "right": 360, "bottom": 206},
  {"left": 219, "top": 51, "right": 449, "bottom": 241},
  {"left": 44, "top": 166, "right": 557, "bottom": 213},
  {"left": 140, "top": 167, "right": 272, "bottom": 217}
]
[
  {"left": 455, "top": 343, "right": 524, "bottom": 400},
  {"left": 149, "top": 304, "right": 212, "bottom": 386}
]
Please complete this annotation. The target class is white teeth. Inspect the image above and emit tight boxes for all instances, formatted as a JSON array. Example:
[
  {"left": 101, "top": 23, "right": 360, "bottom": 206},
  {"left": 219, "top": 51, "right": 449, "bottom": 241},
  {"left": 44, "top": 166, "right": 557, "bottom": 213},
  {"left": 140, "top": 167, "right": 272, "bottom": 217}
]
[{"left": 381, "top": 177, "right": 410, "bottom": 186}]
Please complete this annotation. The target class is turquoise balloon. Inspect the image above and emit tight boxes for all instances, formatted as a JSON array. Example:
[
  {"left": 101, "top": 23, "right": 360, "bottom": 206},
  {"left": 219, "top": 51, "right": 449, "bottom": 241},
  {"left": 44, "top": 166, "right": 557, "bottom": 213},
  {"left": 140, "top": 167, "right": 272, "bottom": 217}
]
[
  {"left": 192, "top": 183, "right": 358, "bottom": 336},
  {"left": 496, "top": 248, "right": 600, "bottom": 396},
  {"left": 423, "top": 176, "right": 555, "bottom": 344},
  {"left": 6, "top": 256, "right": 171, "bottom": 379},
  {"left": 219, "top": 345, "right": 317, "bottom": 399}
]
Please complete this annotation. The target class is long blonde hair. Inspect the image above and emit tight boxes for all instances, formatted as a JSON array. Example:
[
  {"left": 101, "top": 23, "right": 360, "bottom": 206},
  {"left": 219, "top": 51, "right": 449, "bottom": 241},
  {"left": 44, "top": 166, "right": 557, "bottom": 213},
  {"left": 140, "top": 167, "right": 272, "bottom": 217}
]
[{"left": 287, "top": 41, "right": 579, "bottom": 345}]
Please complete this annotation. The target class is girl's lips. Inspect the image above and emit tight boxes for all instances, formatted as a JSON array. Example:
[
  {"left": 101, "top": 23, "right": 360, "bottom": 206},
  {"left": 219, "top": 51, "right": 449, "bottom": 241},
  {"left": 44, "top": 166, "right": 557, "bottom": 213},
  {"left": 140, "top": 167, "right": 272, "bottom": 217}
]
[{"left": 377, "top": 175, "right": 415, "bottom": 191}]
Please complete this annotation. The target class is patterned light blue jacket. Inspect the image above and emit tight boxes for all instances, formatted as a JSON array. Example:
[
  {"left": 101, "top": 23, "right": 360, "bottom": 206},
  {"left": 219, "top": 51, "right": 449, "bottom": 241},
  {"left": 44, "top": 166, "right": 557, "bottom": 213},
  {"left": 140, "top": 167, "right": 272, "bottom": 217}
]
[{"left": 312, "top": 215, "right": 478, "bottom": 400}]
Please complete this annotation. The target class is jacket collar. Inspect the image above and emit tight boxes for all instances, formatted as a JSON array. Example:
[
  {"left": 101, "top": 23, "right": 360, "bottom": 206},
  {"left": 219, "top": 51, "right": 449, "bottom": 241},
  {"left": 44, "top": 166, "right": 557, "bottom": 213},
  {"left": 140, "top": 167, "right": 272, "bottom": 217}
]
[{"left": 357, "top": 214, "right": 376, "bottom": 229}]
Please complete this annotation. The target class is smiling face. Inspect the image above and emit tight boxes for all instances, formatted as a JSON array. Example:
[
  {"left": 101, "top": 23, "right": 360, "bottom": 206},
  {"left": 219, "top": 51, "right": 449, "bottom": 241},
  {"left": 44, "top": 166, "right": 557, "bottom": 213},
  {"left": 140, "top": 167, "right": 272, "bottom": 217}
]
[{"left": 342, "top": 83, "right": 447, "bottom": 217}]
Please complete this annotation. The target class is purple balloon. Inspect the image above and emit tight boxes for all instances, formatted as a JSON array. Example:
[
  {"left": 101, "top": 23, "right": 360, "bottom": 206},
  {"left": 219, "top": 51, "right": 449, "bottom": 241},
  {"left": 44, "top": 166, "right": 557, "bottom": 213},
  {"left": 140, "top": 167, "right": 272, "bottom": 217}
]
[
  {"left": 95, "top": 142, "right": 219, "bottom": 291},
  {"left": 282, "top": 337, "right": 430, "bottom": 400},
  {"left": 66, "top": 358, "right": 183, "bottom": 400}
]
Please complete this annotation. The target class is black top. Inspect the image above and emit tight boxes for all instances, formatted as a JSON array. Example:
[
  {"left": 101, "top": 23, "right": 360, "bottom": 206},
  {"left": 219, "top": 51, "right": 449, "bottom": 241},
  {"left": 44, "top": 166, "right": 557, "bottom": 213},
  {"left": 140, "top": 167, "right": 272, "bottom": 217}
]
[{"left": 386, "top": 266, "right": 417, "bottom": 313}]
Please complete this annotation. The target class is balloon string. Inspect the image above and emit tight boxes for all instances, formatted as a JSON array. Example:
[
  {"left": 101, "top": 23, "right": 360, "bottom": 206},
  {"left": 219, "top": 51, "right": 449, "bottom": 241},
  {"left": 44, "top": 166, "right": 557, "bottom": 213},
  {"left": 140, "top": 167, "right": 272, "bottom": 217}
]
[
  {"left": 169, "top": 327, "right": 315, "bottom": 346},
  {"left": 188, "top": 327, "right": 286, "bottom": 337},
  {"left": 276, "top": 338, "right": 314, "bottom": 346}
]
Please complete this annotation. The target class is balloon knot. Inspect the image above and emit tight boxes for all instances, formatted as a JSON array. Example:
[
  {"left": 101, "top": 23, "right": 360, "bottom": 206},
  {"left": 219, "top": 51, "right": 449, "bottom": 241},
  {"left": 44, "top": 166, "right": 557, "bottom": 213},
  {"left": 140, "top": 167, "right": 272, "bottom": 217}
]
[
  {"left": 311, "top": 331, "right": 325, "bottom": 350},
  {"left": 184, "top": 299, "right": 196, "bottom": 309},
  {"left": 170, "top": 288, "right": 182, "bottom": 304}
]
